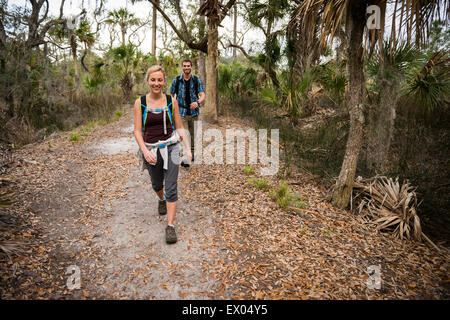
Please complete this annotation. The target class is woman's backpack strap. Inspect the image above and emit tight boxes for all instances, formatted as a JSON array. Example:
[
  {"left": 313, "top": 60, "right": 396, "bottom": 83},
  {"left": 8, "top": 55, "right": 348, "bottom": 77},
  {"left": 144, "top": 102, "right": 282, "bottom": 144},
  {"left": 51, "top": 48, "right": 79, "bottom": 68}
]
[
  {"left": 140, "top": 95, "right": 148, "bottom": 132},
  {"left": 166, "top": 94, "right": 174, "bottom": 130}
]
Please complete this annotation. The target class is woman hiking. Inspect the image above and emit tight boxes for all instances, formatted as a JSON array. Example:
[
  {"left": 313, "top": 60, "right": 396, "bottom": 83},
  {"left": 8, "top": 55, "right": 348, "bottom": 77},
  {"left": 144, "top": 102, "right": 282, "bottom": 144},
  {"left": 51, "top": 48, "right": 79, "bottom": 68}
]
[{"left": 134, "top": 65, "right": 192, "bottom": 244}]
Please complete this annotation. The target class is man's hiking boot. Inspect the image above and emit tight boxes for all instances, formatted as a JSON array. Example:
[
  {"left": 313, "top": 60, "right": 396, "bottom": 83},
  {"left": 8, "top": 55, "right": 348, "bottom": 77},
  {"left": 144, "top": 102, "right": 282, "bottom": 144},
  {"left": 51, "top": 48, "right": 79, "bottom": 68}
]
[
  {"left": 181, "top": 150, "right": 194, "bottom": 167},
  {"left": 180, "top": 160, "right": 190, "bottom": 168},
  {"left": 165, "top": 225, "right": 177, "bottom": 244},
  {"left": 158, "top": 200, "right": 167, "bottom": 215}
]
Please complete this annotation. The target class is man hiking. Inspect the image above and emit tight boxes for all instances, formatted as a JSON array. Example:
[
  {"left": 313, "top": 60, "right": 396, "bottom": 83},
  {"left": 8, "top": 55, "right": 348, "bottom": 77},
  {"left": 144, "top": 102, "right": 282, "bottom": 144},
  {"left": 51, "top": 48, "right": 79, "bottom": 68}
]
[{"left": 169, "top": 59, "right": 205, "bottom": 167}]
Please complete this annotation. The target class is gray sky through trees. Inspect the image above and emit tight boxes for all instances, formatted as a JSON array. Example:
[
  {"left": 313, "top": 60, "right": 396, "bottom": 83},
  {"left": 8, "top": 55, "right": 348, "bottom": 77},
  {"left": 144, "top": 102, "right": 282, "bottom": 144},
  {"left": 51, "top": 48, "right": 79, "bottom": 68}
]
[{"left": 7, "top": 0, "right": 265, "bottom": 57}]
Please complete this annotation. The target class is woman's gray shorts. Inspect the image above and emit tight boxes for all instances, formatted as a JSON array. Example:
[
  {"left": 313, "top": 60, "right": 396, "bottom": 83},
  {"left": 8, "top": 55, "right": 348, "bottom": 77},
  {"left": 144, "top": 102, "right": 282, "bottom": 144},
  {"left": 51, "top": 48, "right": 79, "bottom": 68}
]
[{"left": 144, "top": 143, "right": 180, "bottom": 202}]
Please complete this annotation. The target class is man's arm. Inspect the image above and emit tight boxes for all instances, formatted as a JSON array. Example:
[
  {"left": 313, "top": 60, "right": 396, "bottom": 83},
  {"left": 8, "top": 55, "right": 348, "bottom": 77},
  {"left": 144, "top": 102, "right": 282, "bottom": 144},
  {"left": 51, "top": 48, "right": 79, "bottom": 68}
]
[
  {"left": 197, "top": 77, "right": 205, "bottom": 105},
  {"left": 169, "top": 78, "right": 177, "bottom": 99},
  {"left": 198, "top": 91, "right": 205, "bottom": 104}
]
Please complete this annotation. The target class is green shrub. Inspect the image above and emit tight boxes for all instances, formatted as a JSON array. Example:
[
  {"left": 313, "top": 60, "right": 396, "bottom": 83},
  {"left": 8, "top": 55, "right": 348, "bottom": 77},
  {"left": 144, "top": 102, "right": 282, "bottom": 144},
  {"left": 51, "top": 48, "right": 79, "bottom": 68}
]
[
  {"left": 114, "top": 110, "right": 124, "bottom": 121},
  {"left": 69, "top": 133, "right": 80, "bottom": 142},
  {"left": 218, "top": 62, "right": 257, "bottom": 101},
  {"left": 248, "top": 177, "right": 269, "bottom": 190},
  {"left": 270, "top": 181, "right": 307, "bottom": 210},
  {"left": 243, "top": 165, "right": 255, "bottom": 175},
  {"left": 255, "top": 178, "right": 268, "bottom": 190}
]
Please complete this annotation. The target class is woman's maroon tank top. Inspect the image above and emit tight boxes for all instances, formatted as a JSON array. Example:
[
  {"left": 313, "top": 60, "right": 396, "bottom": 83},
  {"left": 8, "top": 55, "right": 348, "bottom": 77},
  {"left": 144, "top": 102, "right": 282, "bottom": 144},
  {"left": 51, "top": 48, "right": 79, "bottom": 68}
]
[{"left": 143, "top": 96, "right": 173, "bottom": 144}]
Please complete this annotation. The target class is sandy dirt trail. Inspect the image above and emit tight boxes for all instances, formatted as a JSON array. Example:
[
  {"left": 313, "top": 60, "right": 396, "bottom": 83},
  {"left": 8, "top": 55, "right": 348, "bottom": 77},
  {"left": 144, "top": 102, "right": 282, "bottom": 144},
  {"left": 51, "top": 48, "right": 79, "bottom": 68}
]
[{"left": 1, "top": 109, "right": 224, "bottom": 299}]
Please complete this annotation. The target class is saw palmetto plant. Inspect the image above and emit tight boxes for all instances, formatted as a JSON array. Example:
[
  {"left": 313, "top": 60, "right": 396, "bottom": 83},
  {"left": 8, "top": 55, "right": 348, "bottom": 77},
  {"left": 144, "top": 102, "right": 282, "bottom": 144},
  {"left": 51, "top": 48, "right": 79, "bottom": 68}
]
[
  {"left": 404, "top": 50, "right": 450, "bottom": 115},
  {"left": 352, "top": 176, "right": 439, "bottom": 250},
  {"left": 0, "top": 186, "right": 24, "bottom": 260}
]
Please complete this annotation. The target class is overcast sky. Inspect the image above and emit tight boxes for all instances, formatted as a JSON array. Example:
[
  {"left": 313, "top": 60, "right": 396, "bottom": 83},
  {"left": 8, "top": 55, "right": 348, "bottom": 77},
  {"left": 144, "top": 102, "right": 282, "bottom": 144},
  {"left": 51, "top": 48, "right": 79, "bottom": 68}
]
[{"left": 7, "top": 0, "right": 266, "bottom": 57}]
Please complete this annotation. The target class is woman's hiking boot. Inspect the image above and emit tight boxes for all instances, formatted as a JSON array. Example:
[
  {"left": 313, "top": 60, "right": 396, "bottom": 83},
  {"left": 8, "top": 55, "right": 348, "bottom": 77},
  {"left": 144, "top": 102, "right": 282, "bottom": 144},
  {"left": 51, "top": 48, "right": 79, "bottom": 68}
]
[
  {"left": 165, "top": 225, "right": 177, "bottom": 244},
  {"left": 158, "top": 199, "right": 167, "bottom": 215}
]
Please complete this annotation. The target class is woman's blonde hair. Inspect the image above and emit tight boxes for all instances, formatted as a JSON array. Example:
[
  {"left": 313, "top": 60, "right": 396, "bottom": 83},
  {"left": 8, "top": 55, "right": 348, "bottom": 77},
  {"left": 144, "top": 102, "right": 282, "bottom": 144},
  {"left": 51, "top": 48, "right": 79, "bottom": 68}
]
[{"left": 145, "top": 65, "right": 166, "bottom": 82}]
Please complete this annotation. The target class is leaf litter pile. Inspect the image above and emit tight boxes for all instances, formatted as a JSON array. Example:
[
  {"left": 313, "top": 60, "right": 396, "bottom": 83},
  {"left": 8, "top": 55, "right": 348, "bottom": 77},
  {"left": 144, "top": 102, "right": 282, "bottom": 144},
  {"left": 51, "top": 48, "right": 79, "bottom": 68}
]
[{"left": 0, "top": 111, "right": 448, "bottom": 300}]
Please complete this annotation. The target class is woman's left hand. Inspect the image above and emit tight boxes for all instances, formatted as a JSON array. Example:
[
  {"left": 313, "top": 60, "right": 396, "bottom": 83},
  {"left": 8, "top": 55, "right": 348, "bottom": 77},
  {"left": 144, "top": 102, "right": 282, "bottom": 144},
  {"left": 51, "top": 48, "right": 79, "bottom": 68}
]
[{"left": 186, "top": 149, "right": 192, "bottom": 163}]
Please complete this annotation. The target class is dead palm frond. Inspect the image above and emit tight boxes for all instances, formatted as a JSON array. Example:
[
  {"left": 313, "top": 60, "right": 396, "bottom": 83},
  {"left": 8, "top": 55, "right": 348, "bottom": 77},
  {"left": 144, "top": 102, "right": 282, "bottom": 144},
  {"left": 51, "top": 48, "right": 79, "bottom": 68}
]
[
  {"left": 291, "top": 0, "right": 348, "bottom": 51},
  {"left": 0, "top": 240, "right": 25, "bottom": 260},
  {"left": 0, "top": 189, "right": 14, "bottom": 208},
  {"left": 0, "top": 185, "right": 23, "bottom": 260},
  {"left": 352, "top": 176, "right": 439, "bottom": 250}
]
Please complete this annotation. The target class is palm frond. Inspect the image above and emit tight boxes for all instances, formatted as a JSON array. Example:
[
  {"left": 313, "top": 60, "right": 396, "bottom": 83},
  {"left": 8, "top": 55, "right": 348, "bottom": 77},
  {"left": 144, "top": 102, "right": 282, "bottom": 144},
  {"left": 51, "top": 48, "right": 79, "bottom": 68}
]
[
  {"left": 353, "top": 175, "right": 440, "bottom": 250},
  {"left": 0, "top": 189, "right": 14, "bottom": 208},
  {"left": 292, "top": 0, "right": 450, "bottom": 53},
  {"left": 0, "top": 240, "right": 25, "bottom": 260},
  {"left": 403, "top": 50, "right": 450, "bottom": 113},
  {"left": 292, "top": 0, "right": 348, "bottom": 50}
]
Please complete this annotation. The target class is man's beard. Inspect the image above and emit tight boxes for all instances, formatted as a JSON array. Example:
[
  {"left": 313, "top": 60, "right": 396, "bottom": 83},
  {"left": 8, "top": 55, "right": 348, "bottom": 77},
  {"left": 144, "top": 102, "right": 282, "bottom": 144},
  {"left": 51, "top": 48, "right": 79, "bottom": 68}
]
[{"left": 184, "top": 69, "right": 191, "bottom": 75}]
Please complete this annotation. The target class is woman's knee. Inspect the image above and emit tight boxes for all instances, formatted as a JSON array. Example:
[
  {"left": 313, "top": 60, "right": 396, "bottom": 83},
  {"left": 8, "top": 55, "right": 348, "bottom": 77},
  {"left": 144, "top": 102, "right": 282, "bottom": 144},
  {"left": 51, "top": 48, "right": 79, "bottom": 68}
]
[{"left": 150, "top": 175, "right": 163, "bottom": 192}]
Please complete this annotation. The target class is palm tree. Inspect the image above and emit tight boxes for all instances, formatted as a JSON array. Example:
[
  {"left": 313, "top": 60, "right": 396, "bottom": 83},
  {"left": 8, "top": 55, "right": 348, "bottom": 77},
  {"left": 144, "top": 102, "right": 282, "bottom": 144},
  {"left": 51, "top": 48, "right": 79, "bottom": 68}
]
[
  {"left": 293, "top": 0, "right": 448, "bottom": 209},
  {"left": 245, "top": 0, "right": 289, "bottom": 90},
  {"left": 76, "top": 20, "right": 96, "bottom": 73},
  {"left": 110, "top": 44, "right": 140, "bottom": 99},
  {"left": 106, "top": 8, "right": 140, "bottom": 46},
  {"left": 67, "top": 19, "right": 95, "bottom": 88}
]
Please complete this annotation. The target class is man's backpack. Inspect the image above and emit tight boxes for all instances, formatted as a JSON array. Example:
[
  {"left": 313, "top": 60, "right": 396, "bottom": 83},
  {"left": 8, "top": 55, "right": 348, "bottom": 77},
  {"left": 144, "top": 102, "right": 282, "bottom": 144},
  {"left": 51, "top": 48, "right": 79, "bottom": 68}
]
[
  {"left": 140, "top": 94, "right": 174, "bottom": 133},
  {"left": 174, "top": 75, "right": 199, "bottom": 99}
]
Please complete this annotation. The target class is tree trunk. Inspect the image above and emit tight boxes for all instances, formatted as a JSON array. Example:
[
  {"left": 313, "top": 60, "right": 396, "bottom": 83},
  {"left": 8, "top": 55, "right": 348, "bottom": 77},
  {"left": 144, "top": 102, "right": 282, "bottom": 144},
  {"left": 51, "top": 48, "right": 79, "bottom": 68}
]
[
  {"left": 233, "top": 4, "right": 237, "bottom": 62},
  {"left": 266, "top": 66, "right": 280, "bottom": 89},
  {"left": 203, "top": 15, "right": 219, "bottom": 123},
  {"left": 366, "top": 80, "right": 397, "bottom": 173},
  {"left": 198, "top": 0, "right": 207, "bottom": 86},
  {"left": 70, "top": 33, "right": 80, "bottom": 88},
  {"left": 152, "top": 0, "right": 158, "bottom": 55},
  {"left": 198, "top": 53, "right": 206, "bottom": 85},
  {"left": 331, "top": 0, "right": 367, "bottom": 209},
  {"left": 121, "top": 29, "right": 126, "bottom": 46}
]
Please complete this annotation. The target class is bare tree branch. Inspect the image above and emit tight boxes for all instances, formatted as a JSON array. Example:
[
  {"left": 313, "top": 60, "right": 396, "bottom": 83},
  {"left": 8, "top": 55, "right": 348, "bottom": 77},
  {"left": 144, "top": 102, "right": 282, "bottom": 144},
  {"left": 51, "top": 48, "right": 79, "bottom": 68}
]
[
  {"left": 147, "top": 0, "right": 190, "bottom": 44},
  {"left": 47, "top": 39, "right": 71, "bottom": 50},
  {"left": 146, "top": 0, "right": 236, "bottom": 54},
  {"left": 227, "top": 42, "right": 249, "bottom": 58},
  {"left": 59, "top": 0, "right": 65, "bottom": 19},
  {"left": 81, "top": 45, "right": 89, "bottom": 72},
  {"left": 38, "top": 0, "right": 49, "bottom": 25},
  {"left": 25, "top": 0, "right": 69, "bottom": 49},
  {"left": 0, "top": 17, "right": 7, "bottom": 50},
  {"left": 174, "top": 0, "right": 191, "bottom": 41},
  {"left": 218, "top": 38, "right": 227, "bottom": 50},
  {"left": 127, "top": 14, "right": 152, "bottom": 46},
  {"left": 219, "top": 0, "right": 237, "bottom": 23}
]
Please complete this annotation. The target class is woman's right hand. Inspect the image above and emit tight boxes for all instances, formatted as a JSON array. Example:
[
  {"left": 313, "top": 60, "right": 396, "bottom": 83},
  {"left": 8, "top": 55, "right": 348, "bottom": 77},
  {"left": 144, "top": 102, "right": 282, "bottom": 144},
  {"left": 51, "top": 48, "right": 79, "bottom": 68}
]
[{"left": 144, "top": 149, "right": 157, "bottom": 164}]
